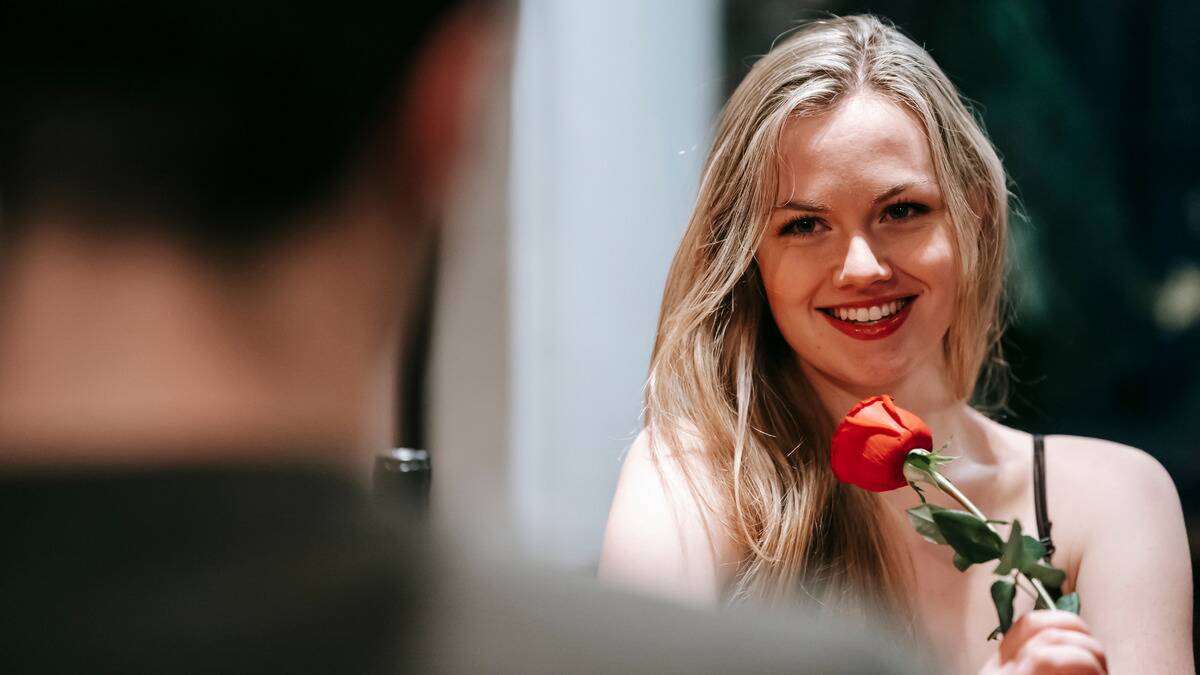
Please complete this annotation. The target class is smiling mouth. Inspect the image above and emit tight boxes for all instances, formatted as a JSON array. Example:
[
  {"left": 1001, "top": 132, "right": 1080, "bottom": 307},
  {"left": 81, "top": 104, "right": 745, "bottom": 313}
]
[{"left": 818, "top": 296, "right": 917, "bottom": 324}]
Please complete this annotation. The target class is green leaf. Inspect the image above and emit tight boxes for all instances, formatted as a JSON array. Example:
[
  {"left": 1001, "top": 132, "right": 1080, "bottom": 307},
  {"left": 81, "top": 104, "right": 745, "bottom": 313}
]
[
  {"left": 1024, "top": 562, "right": 1066, "bottom": 589},
  {"left": 994, "top": 519, "right": 1024, "bottom": 575},
  {"left": 990, "top": 579, "right": 1016, "bottom": 635},
  {"left": 953, "top": 552, "right": 973, "bottom": 572},
  {"left": 987, "top": 627, "right": 1002, "bottom": 641},
  {"left": 932, "top": 509, "right": 1004, "bottom": 565},
  {"left": 906, "top": 503, "right": 948, "bottom": 545},
  {"left": 995, "top": 521, "right": 1048, "bottom": 575},
  {"left": 1020, "top": 535, "right": 1048, "bottom": 566},
  {"left": 1055, "top": 592, "right": 1080, "bottom": 614}
]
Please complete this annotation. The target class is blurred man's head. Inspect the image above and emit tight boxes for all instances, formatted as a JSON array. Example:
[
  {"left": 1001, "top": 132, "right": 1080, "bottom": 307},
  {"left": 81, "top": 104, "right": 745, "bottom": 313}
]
[{"left": 0, "top": 0, "right": 499, "bottom": 469}]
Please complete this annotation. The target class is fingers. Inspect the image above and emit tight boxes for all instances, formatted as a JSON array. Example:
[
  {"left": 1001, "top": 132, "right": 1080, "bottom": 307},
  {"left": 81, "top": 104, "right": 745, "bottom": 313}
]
[
  {"left": 1018, "top": 630, "right": 1107, "bottom": 674},
  {"left": 999, "top": 610, "right": 1107, "bottom": 675},
  {"left": 999, "top": 610, "right": 1091, "bottom": 662},
  {"left": 1015, "top": 645, "right": 1106, "bottom": 675}
]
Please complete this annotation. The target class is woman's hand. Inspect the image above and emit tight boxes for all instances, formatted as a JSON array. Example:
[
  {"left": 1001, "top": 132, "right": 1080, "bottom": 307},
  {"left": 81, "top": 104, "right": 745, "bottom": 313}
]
[{"left": 979, "top": 610, "right": 1108, "bottom": 675}]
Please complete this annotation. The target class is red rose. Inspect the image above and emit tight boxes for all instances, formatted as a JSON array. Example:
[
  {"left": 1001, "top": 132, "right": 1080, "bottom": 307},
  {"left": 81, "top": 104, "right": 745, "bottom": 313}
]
[{"left": 831, "top": 395, "right": 933, "bottom": 492}]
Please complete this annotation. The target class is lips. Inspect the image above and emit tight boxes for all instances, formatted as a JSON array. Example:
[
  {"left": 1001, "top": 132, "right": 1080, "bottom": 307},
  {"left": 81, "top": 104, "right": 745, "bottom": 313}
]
[{"left": 818, "top": 295, "right": 917, "bottom": 340}]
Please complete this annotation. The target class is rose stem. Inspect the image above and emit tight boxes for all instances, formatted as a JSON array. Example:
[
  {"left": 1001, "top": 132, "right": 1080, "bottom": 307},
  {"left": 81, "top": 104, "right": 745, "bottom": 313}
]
[{"left": 930, "top": 471, "right": 1058, "bottom": 610}]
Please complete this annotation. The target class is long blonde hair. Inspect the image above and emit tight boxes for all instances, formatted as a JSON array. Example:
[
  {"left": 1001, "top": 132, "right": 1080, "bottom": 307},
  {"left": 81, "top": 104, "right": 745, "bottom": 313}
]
[{"left": 645, "top": 15, "right": 1009, "bottom": 614}]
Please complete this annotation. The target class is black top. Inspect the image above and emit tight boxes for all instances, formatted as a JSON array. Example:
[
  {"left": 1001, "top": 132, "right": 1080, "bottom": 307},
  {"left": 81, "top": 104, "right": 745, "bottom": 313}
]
[
  {"left": 0, "top": 464, "right": 922, "bottom": 675},
  {"left": 1032, "top": 434, "right": 1056, "bottom": 559},
  {"left": 0, "top": 467, "right": 416, "bottom": 675}
]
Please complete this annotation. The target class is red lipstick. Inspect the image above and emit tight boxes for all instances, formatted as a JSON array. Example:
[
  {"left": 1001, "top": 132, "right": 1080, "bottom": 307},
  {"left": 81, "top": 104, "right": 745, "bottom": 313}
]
[{"left": 820, "top": 297, "right": 915, "bottom": 341}]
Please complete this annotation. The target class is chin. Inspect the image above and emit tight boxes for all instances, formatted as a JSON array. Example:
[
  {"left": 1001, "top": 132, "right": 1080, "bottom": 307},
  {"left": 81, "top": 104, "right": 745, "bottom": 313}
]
[
  {"left": 841, "top": 368, "right": 912, "bottom": 394},
  {"left": 789, "top": 325, "right": 947, "bottom": 397},
  {"left": 803, "top": 354, "right": 918, "bottom": 397}
]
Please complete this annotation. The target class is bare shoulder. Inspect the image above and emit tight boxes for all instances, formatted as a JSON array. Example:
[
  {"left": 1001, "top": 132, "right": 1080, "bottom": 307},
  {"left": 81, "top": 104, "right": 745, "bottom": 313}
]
[
  {"left": 1044, "top": 434, "right": 1178, "bottom": 502},
  {"left": 1043, "top": 435, "right": 1193, "bottom": 671},
  {"left": 618, "top": 425, "right": 723, "bottom": 504},
  {"left": 1043, "top": 434, "right": 1185, "bottom": 561},
  {"left": 598, "top": 426, "right": 742, "bottom": 606}
]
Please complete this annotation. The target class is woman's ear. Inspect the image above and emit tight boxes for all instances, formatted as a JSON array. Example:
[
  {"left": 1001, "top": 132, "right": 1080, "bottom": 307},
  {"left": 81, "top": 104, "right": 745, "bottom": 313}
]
[{"left": 397, "top": 2, "right": 505, "bottom": 212}]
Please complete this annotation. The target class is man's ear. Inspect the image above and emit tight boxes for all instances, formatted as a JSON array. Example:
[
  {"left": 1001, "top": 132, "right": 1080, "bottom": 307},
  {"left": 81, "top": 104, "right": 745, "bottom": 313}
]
[{"left": 398, "top": 2, "right": 499, "bottom": 212}]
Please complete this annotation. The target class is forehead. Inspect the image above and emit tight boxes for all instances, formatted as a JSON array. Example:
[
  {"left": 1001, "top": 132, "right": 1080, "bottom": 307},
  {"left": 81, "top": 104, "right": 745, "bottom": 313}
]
[{"left": 774, "top": 91, "right": 937, "bottom": 201}]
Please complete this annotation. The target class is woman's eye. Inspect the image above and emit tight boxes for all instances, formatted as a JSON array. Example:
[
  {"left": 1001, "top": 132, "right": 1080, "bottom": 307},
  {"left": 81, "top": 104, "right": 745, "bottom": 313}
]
[
  {"left": 882, "top": 202, "right": 928, "bottom": 221},
  {"left": 780, "top": 217, "right": 823, "bottom": 237}
]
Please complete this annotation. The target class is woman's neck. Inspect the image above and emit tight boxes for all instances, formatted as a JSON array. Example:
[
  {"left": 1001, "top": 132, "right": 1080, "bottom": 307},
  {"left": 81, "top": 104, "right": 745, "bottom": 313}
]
[
  {"left": 798, "top": 356, "right": 1013, "bottom": 524},
  {"left": 800, "top": 360, "right": 998, "bottom": 467}
]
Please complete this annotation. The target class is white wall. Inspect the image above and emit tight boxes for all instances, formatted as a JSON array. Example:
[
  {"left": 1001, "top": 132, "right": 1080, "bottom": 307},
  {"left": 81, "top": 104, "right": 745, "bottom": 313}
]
[
  {"left": 510, "top": 0, "right": 720, "bottom": 569},
  {"left": 432, "top": 0, "right": 720, "bottom": 570}
]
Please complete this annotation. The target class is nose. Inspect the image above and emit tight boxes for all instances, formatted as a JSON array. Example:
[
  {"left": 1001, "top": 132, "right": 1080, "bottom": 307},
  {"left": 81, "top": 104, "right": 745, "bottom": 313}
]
[{"left": 835, "top": 234, "right": 891, "bottom": 288}]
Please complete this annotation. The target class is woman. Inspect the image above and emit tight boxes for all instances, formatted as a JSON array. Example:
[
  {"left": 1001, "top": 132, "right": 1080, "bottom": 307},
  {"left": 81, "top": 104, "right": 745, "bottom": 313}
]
[{"left": 599, "top": 15, "right": 1191, "bottom": 674}]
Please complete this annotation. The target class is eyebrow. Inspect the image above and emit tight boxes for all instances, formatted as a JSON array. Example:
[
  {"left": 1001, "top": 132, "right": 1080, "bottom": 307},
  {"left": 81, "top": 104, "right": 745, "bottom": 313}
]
[{"left": 773, "top": 180, "right": 933, "bottom": 213}]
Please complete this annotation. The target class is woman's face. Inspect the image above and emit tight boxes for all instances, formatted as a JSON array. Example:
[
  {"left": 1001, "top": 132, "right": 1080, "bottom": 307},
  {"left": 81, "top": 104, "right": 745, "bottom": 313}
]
[{"left": 755, "top": 91, "right": 958, "bottom": 397}]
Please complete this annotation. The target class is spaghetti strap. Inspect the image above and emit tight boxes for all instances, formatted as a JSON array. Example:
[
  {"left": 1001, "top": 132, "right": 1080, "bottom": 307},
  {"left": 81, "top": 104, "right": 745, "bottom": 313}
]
[{"left": 1032, "top": 434, "right": 1056, "bottom": 559}]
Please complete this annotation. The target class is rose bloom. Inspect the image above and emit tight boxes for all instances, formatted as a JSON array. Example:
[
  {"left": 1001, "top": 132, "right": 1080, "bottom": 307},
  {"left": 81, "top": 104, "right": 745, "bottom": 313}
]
[{"left": 831, "top": 394, "right": 932, "bottom": 491}]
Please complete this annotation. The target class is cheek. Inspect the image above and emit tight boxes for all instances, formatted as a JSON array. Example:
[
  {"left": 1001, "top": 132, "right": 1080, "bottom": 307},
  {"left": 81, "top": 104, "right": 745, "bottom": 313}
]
[
  {"left": 758, "top": 251, "right": 828, "bottom": 347},
  {"left": 910, "top": 226, "right": 960, "bottom": 328},
  {"left": 758, "top": 249, "right": 825, "bottom": 306},
  {"left": 897, "top": 224, "right": 958, "bottom": 296},
  {"left": 917, "top": 227, "right": 956, "bottom": 271},
  {"left": 929, "top": 229, "right": 959, "bottom": 295}
]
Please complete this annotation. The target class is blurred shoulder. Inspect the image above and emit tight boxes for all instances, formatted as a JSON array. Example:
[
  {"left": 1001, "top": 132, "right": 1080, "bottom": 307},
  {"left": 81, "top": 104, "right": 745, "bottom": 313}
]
[
  {"left": 599, "top": 425, "right": 740, "bottom": 605},
  {"left": 622, "top": 425, "right": 717, "bottom": 488},
  {"left": 611, "top": 425, "right": 729, "bottom": 534}
]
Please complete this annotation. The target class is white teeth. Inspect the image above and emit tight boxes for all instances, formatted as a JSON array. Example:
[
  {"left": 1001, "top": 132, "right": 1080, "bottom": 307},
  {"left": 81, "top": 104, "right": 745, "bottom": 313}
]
[{"left": 827, "top": 298, "right": 911, "bottom": 323}]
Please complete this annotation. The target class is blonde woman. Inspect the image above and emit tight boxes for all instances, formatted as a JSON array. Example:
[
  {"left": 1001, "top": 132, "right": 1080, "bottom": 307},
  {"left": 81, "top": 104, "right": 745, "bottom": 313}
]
[{"left": 599, "top": 15, "right": 1191, "bottom": 675}]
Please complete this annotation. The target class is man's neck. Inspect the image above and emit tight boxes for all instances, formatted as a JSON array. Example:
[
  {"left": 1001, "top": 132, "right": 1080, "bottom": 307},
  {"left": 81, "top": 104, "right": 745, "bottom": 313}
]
[{"left": 0, "top": 220, "right": 403, "bottom": 473}]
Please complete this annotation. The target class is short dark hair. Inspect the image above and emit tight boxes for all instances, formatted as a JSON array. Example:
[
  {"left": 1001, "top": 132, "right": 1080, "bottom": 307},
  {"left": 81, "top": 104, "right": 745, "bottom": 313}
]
[{"left": 0, "top": 0, "right": 463, "bottom": 255}]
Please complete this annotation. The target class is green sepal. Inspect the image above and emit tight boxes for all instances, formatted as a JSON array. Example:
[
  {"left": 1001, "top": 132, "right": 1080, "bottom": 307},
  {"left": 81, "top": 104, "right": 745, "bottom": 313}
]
[
  {"left": 1055, "top": 592, "right": 1080, "bottom": 614},
  {"left": 931, "top": 508, "right": 1004, "bottom": 565},
  {"left": 990, "top": 579, "right": 1016, "bottom": 635},
  {"left": 903, "top": 449, "right": 958, "bottom": 485},
  {"left": 909, "top": 481, "right": 927, "bottom": 503},
  {"left": 987, "top": 627, "right": 1002, "bottom": 641},
  {"left": 906, "top": 503, "right": 948, "bottom": 545}
]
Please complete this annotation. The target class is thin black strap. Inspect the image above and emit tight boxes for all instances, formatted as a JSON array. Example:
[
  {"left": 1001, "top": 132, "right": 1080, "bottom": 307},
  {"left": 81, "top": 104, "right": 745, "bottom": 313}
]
[{"left": 1032, "top": 434, "right": 1056, "bottom": 559}]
